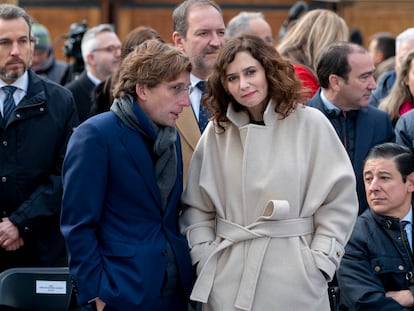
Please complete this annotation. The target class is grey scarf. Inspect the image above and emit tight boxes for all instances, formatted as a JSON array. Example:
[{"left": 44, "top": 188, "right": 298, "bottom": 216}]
[{"left": 111, "top": 94, "right": 178, "bottom": 210}]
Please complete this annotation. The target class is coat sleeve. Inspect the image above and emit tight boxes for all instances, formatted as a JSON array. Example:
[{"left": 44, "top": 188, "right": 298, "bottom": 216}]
[
  {"left": 60, "top": 121, "right": 108, "bottom": 305},
  {"left": 295, "top": 107, "right": 358, "bottom": 280},
  {"left": 180, "top": 126, "right": 220, "bottom": 267},
  {"left": 395, "top": 113, "right": 414, "bottom": 149}
]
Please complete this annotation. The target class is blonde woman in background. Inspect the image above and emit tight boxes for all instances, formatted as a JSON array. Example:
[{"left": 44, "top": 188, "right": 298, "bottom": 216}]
[
  {"left": 378, "top": 49, "right": 414, "bottom": 126},
  {"left": 277, "top": 9, "right": 349, "bottom": 98}
]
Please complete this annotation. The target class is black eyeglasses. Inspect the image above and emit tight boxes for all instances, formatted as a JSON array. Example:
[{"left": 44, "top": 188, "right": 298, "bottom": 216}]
[{"left": 92, "top": 45, "right": 121, "bottom": 54}]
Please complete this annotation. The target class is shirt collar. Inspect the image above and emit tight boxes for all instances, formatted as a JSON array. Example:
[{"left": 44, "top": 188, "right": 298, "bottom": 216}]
[
  {"left": 190, "top": 74, "right": 204, "bottom": 88},
  {"left": 402, "top": 207, "right": 413, "bottom": 223},
  {"left": 86, "top": 71, "right": 102, "bottom": 86},
  {"left": 320, "top": 89, "right": 340, "bottom": 112}
]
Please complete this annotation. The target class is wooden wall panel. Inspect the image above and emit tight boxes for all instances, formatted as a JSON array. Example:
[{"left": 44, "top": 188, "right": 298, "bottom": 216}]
[{"left": 340, "top": 2, "right": 414, "bottom": 45}]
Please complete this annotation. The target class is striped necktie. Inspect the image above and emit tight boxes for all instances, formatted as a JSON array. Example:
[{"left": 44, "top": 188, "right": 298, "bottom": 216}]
[
  {"left": 196, "top": 81, "right": 209, "bottom": 133},
  {"left": 2, "top": 86, "right": 17, "bottom": 125}
]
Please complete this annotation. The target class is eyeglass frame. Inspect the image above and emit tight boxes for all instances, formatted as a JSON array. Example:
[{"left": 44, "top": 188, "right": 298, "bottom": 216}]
[{"left": 91, "top": 45, "right": 122, "bottom": 54}]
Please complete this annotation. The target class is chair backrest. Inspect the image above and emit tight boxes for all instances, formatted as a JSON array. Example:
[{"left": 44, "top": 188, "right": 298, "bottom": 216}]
[{"left": 0, "top": 267, "right": 72, "bottom": 311}]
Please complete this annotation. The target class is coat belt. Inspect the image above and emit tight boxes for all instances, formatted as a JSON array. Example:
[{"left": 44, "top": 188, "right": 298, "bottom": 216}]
[{"left": 190, "top": 213, "right": 314, "bottom": 310}]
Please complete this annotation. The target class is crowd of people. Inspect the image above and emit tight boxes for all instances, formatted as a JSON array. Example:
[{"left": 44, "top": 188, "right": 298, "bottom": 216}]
[{"left": 1, "top": 0, "right": 414, "bottom": 311}]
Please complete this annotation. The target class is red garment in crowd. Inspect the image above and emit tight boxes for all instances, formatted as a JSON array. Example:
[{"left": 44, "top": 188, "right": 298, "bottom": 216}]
[
  {"left": 293, "top": 63, "right": 320, "bottom": 99},
  {"left": 399, "top": 100, "right": 414, "bottom": 116}
]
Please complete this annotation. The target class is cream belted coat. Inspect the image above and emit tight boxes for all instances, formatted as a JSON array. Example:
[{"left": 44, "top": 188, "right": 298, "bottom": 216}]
[{"left": 180, "top": 101, "right": 358, "bottom": 311}]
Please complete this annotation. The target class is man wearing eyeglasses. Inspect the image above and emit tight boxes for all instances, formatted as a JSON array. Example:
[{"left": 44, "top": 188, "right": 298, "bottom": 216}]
[
  {"left": 65, "top": 23, "right": 121, "bottom": 122},
  {"left": 61, "top": 40, "right": 193, "bottom": 311}
]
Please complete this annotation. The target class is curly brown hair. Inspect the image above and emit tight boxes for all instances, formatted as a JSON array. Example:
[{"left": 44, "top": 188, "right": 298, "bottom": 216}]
[{"left": 204, "top": 34, "right": 304, "bottom": 131}]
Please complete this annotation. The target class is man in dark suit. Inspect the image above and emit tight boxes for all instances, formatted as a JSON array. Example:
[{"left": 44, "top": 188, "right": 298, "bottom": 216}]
[
  {"left": 307, "top": 42, "right": 395, "bottom": 214},
  {"left": 65, "top": 23, "right": 121, "bottom": 123},
  {"left": 0, "top": 4, "right": 78, "bottom": 272},
  {"left": 61, "top": 41, "right": 193, "bottom": 311}
]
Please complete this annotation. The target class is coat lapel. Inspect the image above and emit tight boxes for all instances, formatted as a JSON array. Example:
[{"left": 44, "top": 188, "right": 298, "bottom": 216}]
[
  {"left": 176, "top": 105, "right": 200, "bottom": 151},
  {"left": 118, "top": 128, "right": 161, "bottom": 208},
  {"left": 354, "top": 108, "right": 374, "bottom": 169}
]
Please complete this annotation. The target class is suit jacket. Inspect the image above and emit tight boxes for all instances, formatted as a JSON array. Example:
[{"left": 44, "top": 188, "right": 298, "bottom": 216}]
[
  {"left": 307, "top": 90, "right": 395, "bottom": 213},
  {"left": 176, "top": 105, "right": 201, "bottom": 186},
  {"left": 65, "top": 71, "right": 96, "bottom": 123},
  {"left": 61, "top": 111, "right": 193, "bottom": 310}
]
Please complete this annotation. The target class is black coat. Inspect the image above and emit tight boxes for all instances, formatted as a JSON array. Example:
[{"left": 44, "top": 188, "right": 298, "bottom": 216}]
[
  {"left": 65, "top": 70, "right": 96, "bottom": 123},
  {"left": 337, "top": 209, "right": 414, "bottom": 310},
  {"left": 0, "top": 70, "right": 79, "bottom": 271}
]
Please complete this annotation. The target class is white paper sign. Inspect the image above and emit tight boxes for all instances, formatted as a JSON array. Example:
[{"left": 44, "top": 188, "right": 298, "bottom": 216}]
[{"left": 36, "top": 280, "right": 67, "bottom": 294}]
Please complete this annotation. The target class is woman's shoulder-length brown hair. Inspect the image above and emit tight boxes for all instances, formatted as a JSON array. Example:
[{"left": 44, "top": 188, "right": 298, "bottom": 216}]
[{"left": 205, "top": 34, "right": 304, "bottom": 130}]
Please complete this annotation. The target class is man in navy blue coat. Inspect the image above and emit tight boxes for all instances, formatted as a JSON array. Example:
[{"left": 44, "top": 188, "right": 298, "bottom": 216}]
[
  {"left": 307, "top": 42, "right": 395, "bottom": 214},
  {"left": 61, "top": 41, "right": 194, "bottom": 310},
  {"left": 338, "top": 143, "right": 414, "bottom": 310}
]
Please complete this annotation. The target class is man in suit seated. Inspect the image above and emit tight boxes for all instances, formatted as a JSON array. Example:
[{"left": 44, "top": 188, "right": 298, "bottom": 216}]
[{"left": 338, "top": 142, "right": 414, "bottom": 310}]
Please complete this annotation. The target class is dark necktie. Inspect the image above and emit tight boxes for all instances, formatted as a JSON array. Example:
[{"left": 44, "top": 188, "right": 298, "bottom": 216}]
[
  {"left": 400, "top": 220, "right": 412, "bottom": 251},
  {"left": 196, "top": 81, "right": 209, "bottom": 133},
  {"left": 2, "top": 86, "right": 17, "bottom": 125}
]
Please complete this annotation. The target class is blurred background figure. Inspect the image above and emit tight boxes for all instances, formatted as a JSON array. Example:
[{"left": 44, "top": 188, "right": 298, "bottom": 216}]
[
  {"left": 225, "top": 11, "right": 273, "bottom": 44},
  {"left": 379, "top": 49, "right": 414, "bottom": 126},
  {"left": 65, "top": 23, "right": 121, "bottom": 123},
  {"left": 349, "top": 28, "right": 364, "bottom": 46},
  {"left": 277, "top": 9, "right": 349, "bottom": 98},
  {"left": 370, "top": 28, "right": 414, "bottom": 107},
  {"left": 31, "top": 22, "right": 68, "bottom": 85},
  {"left": 277, "top": 0, "right": 308, "bottom": 43},
  {"left": 368, "top": 32, "right": 396, "bottom": 81}
]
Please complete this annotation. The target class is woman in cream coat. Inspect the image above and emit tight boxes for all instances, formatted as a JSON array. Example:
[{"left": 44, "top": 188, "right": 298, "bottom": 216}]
[{"left": 180, "top": 35, "right": 358, "bottom": 311}]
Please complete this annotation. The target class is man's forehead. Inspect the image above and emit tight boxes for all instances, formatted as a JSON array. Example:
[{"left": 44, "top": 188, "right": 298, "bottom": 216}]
[
  {"left": 348, "top": 52, "right": 374, "bottom": 70},
  {"left": 187, "top": 5, "right": 223, "bottom": 28},
  {"left": 0, "top": 17, "right": 29, "bottom": 33}
]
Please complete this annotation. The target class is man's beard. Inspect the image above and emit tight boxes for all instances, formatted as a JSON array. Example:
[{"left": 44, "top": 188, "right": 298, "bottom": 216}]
[{"left": 0, "top": 66, "right": 26, "bottom": 82}]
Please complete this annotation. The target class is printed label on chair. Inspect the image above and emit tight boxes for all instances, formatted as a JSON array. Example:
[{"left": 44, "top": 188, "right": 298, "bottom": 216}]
[{"left": 36, "top": 280, "right": 67, "bottom": 294}]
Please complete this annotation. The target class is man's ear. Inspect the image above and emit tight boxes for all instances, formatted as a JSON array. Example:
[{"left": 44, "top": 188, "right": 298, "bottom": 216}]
[
  {"left": 86, "top": 52, "right": 95, "bottom": 66},
  {"left": 135, "top": 84, "right": 146, "bottom": 101},
  {"left": 172, "top": 32, "right": 185, "bottom": 52},
  {"left": 329, "top": 74, "right": 342, "bottom": 92},
  {"left": 406, "top": 172, "right": 414, "bottom": 193}
]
